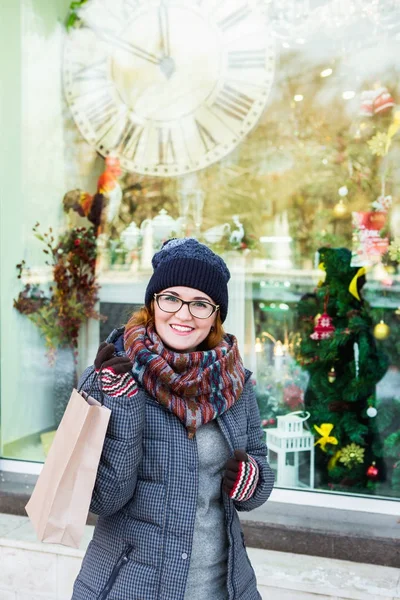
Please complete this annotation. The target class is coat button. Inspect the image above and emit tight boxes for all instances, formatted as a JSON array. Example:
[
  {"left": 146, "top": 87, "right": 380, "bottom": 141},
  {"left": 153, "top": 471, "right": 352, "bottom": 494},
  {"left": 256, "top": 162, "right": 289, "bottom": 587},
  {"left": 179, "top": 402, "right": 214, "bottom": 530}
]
[{"left": 181, "top": 552, "right": 188, "bottom": 560}]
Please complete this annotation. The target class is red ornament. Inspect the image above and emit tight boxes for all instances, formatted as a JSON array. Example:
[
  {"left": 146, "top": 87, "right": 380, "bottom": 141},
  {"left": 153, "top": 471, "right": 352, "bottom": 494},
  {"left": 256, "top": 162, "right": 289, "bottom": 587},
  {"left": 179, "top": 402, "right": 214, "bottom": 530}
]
[
  {"left": 74, "top": 239, "right": 81, "bottom": 246},
  {"left": 359, "top": 90, "right": 375, "bottom": 117},
  {"left": 373, "top": 87, "right": 395, "bottom": 115},
  {"left": 366, "top": 462, "right": 379, "bottom": 480},
  {"left": 310, "top": 313, "right": 335, "bottom": 340}
]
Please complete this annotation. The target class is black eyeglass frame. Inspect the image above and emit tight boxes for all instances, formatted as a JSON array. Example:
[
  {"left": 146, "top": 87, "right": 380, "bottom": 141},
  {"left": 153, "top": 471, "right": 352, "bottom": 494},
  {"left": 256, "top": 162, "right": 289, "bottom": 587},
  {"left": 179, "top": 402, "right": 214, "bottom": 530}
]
[{"left": 153, "top": 293, "right": 219, "bottom": 319}]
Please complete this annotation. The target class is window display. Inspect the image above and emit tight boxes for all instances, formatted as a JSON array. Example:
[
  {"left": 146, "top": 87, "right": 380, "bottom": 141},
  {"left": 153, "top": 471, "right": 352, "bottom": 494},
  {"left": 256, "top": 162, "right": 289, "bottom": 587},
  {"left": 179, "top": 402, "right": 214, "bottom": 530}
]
[{"left": 1, "top": 0, "right": 399, "bottom": 502}]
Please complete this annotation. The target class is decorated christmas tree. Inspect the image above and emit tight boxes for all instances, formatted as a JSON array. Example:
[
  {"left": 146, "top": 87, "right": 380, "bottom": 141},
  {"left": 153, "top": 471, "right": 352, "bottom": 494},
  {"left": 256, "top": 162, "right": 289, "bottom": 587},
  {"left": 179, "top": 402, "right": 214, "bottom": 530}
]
[{"left": 295, "top": 247, "right": 389, "bottom": 493}]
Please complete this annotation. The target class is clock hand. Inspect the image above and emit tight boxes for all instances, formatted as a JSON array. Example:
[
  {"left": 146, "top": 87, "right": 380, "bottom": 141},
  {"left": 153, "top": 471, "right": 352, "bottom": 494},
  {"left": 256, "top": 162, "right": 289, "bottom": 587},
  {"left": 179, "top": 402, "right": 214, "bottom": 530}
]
[
  {"left": 91, "top": 25, "right": 162, "bottom": 65},
  {"left": 158, "top": 4, "right": 175, "bottom": 79},
  {"left": 158, "top": 3, "right": 170, "bottom": 58}
]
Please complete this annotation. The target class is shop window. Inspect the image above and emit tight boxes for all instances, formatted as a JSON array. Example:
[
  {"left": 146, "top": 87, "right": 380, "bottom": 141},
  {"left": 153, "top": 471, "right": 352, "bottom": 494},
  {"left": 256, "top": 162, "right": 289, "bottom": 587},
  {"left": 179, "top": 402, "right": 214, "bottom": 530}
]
[{"left": 1, "top": 0, "right": 399, "bottom": 501}]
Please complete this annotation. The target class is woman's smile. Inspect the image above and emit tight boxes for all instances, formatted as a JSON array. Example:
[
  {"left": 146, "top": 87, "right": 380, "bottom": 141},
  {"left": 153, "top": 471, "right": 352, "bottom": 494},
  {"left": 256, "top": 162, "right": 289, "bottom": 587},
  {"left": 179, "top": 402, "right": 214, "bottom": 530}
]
[{"left": 169, "top": 323, "right": 195, "bottom": 335}]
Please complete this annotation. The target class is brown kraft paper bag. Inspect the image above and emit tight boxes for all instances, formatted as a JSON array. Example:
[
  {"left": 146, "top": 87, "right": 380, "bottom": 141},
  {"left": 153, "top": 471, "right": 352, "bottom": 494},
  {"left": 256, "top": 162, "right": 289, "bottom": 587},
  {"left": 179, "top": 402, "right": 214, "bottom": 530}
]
[{"left": 25, "top": 372, "right": 111, "bottom": 548}]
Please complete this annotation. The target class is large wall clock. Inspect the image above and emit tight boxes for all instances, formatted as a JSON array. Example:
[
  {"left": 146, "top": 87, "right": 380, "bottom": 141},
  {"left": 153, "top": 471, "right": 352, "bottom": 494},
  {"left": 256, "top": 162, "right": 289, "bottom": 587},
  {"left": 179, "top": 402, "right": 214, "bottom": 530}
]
[{"left": 64, "top": 0, "right": 275, "bottom": 176}]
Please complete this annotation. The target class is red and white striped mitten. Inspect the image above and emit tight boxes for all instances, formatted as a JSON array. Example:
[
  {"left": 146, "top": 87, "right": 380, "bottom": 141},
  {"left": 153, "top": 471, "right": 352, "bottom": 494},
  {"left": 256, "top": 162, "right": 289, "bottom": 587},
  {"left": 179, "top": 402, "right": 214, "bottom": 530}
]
[{"left": 223, "top": 449, "right": 259, "bottom": 502}]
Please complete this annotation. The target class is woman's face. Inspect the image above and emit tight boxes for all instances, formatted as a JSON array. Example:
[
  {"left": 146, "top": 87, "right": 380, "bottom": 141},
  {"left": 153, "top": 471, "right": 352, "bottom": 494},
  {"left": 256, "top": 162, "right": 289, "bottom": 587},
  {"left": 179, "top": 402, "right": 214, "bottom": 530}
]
[{"left": 154, "top": 286, "right": 217, "bottom": 352}]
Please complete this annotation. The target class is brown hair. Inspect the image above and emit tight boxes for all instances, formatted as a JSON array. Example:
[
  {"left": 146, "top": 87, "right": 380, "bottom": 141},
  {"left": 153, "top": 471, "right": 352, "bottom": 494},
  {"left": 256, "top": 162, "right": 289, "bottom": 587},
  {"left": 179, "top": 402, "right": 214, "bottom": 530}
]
[{"left": 127, "top": 302, "right": 225, "bottom": 350}]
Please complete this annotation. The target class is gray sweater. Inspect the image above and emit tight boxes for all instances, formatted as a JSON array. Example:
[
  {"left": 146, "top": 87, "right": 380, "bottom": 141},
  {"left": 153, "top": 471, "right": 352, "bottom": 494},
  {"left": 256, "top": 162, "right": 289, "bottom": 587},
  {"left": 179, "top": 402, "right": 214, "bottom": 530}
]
[{"left": 184, "top": 421, "right": 231, "bottom": 600}]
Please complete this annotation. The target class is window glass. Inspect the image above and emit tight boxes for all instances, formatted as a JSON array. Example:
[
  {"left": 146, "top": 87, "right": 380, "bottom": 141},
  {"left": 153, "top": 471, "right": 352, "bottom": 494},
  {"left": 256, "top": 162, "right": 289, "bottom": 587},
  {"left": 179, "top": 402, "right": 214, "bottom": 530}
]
[{"left": 1, "top": 0, "right": 399, "bottom": 500}]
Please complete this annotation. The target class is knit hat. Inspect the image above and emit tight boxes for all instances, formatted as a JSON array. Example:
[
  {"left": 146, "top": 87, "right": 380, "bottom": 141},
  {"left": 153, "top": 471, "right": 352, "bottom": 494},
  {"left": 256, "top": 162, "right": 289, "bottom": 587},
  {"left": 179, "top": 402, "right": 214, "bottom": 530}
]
[{"left": 145, "top": 238, "right": 230, "bottom": 322}]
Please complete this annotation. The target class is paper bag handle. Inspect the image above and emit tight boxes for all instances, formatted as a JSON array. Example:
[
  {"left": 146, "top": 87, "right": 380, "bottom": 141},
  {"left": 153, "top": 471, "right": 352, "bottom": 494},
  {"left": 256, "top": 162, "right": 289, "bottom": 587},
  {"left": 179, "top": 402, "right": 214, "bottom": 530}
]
[{"left": 78, "top": 367, "right": 105, "bottom": 406}]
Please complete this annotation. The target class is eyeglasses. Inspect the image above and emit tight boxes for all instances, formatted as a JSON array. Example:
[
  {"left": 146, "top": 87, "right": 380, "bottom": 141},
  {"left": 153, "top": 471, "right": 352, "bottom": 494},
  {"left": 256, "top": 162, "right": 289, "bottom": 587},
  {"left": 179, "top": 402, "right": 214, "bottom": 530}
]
[{"left": 154, "top": 293, "right": 219, "bottom": 319}]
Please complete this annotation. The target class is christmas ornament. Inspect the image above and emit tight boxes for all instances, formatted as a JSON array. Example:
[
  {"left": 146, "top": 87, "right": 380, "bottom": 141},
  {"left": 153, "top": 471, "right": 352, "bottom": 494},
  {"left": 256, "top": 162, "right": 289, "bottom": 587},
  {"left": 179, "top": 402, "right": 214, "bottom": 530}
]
[
  {"left": 314, "top": 312, "right": 321, "bottom": 325},
  {"left": 348, "top": 266, "right": 366, "bottom": 302},
  {"left": 316, "top": 264, "right": 327, "bottom": 286},
  {"left": 328, "top": 367, "right": 336, "bottom": 383},
  {"left": 366, "top": 406, "right": 378, "bottom": 418},
  {"left": 339, "top": 443, "right": 365, "bottom": 468},
  {"left": 366, "top": 462, "right": 379, "bottom": 480},
  {"left": 310, "top": 313, "right": 335, "bottom": 340},
  {"left": 373, "top": 320, "right": 390, "bottom": 340},
  {"left": 372, "top": 195, "right": 392, "bottom": 212},
  {"left": 328, "top": 450, "right": 342, "bottom": 471},
  {"left": 388, "top": 238, "right": 400, "bottom": 263},
  {"left": 368, "top": 131, "right": 391, "bottom": 157},
  {"left": 353, "top": 342, "right": 359, "bottom": 379},
  {"left": 373, "top": 87, "right": 395, "bottom": 115},
  {"left": 314, "top": 423, "right": 338, "bottom": 452},
  {"left": 333, "top": 199, "right": 347, "bottom": 218},
  {"left": 359, "top": 90, "right": 375, "bottom": 117}
]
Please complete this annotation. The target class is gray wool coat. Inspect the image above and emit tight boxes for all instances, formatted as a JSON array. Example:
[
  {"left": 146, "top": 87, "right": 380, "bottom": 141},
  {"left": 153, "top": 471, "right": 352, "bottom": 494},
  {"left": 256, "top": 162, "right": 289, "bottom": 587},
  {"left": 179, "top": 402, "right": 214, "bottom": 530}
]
[{"left": 72, "top": 329, "right": 274, "bottom": 600}]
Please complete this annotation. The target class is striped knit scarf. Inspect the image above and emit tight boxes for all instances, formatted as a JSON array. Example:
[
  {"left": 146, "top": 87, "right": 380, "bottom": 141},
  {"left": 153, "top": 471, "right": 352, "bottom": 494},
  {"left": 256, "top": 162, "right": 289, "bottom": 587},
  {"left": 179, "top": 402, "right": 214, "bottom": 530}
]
[{"left": 124, "top": 321, "right": 245, "bottom": 438}]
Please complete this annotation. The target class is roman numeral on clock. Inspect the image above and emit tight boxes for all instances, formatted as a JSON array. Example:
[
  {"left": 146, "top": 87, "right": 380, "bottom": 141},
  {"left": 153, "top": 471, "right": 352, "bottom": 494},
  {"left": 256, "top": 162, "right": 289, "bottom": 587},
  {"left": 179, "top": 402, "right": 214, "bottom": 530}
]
[
  {"left": 211, "top": 84, "right": 254, "bottom": 121},
  {"left": 85, "top": 91, "right": 119, "bottom": 134},
  {"left": 217, "top": 4, "right": 251, "bottom": 31},
  {"left": 195, "top": 119, "right": 217, "bottom": 152},
  {"left": 158, "top": 128, "right": 176, "bottom": 165},
  {"left": 114, "top": 120, "right": 144, "bottom": 160},
  {"left": 228, "top": 50, "right": 265, "bottom": 69},
  {"left": 72, "top": 58, "right": 108, "bottom": 83}
]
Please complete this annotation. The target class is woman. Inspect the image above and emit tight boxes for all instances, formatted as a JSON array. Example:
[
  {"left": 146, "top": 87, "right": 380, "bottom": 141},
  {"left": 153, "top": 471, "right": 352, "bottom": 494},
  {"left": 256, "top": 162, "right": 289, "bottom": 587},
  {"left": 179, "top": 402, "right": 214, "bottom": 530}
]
[{"left": 72, "top": 238, "right": 274, "bottom": 600}]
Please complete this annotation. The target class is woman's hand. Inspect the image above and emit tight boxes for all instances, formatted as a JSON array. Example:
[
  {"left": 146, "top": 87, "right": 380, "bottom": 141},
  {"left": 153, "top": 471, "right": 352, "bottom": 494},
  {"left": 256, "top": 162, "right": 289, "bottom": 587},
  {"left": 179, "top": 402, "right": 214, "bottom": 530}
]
[
  {"left": 95, "top": 342, "right": 133, "bottom": 374},
  {"left": 223, "top": 449, "right": 259, "bottom": 502},
  {"left": 94, "top": 342, "right": 137, "bottom": 398}
]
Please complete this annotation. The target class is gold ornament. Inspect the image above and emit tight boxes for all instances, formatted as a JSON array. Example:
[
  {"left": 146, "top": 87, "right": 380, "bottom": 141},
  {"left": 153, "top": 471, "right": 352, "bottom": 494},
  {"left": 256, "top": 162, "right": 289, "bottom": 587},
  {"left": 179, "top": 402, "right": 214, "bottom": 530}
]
[
  {"left": 367, "top": 131, "right": 390, "bottom": 156},
  {"left": 317, "top": 263, "right": 326, "bottom": 287},
  {"left": 373, "top": 320, "right": 390, "bottom": 340},
  {"left": 339, "top": 443, "right": 365, "bottom": 468},
  {"left": 328, "top": 367, "right": 336, "bottom": 383},
  {"left": 314, "top": 313, "right": 322, "bottom": 325},
  {"left": 328, "top": 450, "right": 342, "bottom": 470},
  {"left": 314, "top": 423, "right": 338, "bottom": 452},
  {"left": 348, "top": 266, "right": 367, "bottom": 301},
  {"left": 333, "top": 199, "right": 347, "bottom": 218}
]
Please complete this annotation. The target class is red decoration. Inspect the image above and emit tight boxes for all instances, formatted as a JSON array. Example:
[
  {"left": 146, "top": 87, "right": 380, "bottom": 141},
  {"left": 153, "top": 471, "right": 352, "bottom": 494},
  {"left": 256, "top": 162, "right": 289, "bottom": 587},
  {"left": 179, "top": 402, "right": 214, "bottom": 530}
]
[
  {"left": 373, "top": 87, "right": 395, "bottom": 115},
  {"left": 359, "top": 87, "right": 395, "bottom": 117},
  {"left": 359, "top": 90, "right": 375, "bottom": 117},
  {"left": 261, "top": 418, "right": 276, "bottom": 428},
  {"left": 310, "top": 312, "right": 335, "bottom": 340},
  {"left": 283, "top": 384, "right": 304, "bottom": 410},
  {"left": 366, "top": 462, "right": 379, "bottom": 480}
]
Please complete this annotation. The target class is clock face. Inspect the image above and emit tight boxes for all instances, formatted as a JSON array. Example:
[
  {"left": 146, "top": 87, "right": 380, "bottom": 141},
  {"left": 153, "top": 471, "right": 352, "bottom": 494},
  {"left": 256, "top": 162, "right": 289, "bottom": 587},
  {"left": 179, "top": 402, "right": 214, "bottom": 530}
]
[{"left": 64, "top": 0, "right": 275, "bottom": 176}]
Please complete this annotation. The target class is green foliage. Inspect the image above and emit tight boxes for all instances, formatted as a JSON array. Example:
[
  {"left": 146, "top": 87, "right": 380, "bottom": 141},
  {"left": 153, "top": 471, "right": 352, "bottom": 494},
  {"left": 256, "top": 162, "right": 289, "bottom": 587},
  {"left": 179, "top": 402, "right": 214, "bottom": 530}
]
[
  {"left": 14, "top": 225, "right": 105, "bottom": 362},
  {"left": 66, "top": 0, "right": 88, "bottom": 30},
  {"left": 392, "top": 462, "right": 400, "bottom": 494}
]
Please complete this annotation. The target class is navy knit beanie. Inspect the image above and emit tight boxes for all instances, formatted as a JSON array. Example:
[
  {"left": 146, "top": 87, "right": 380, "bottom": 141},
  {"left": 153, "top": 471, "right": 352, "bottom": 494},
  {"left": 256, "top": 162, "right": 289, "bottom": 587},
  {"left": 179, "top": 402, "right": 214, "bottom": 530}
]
[{"left": 145, "top": 238, "right": 230, "bottom": 322}]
